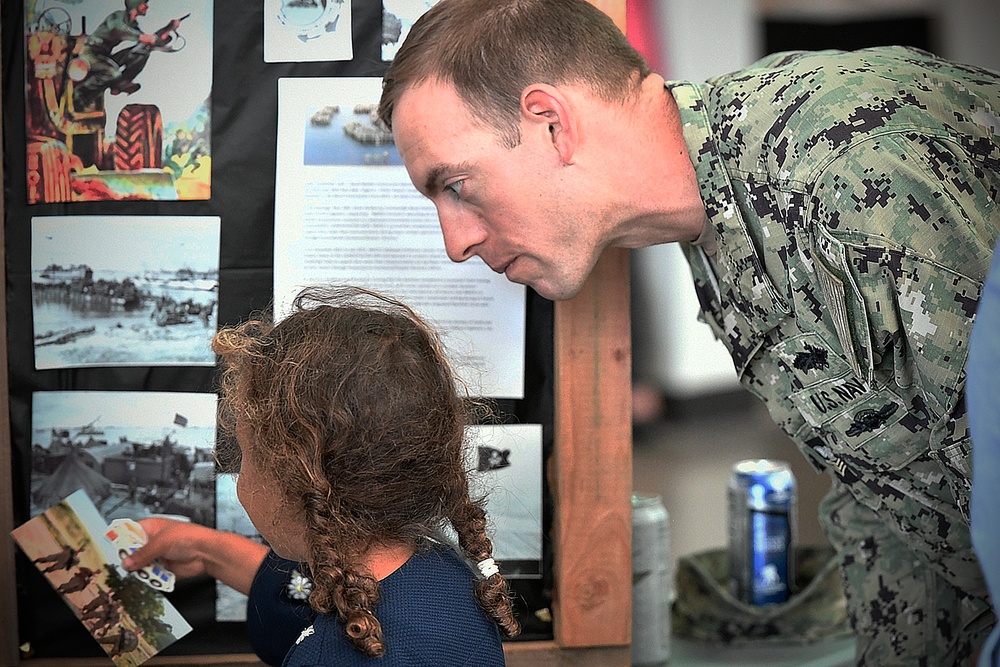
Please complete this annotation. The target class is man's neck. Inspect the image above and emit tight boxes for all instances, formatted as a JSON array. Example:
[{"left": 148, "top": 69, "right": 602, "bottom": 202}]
[{"left": 604, "top": 74, "right": 708, "bottom": 248}]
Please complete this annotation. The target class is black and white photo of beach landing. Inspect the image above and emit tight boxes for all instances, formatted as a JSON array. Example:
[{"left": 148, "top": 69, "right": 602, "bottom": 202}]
[
  {"left": 30, "top": 391, "right": 218, "bottom": 528},
  {"left": 31, "top": 216, "right": 221, "bottom": 370},
  {"left": 214, "top": 473, "right": 263, "bottom": 622}
]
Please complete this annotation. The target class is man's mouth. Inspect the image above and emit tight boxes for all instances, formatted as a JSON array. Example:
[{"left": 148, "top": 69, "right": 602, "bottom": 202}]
[{"left": 491, "top": 257, "right": 515, "bottom": 275}]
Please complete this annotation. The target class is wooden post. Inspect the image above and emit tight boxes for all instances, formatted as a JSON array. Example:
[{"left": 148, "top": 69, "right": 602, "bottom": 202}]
[
  {"left": 548, "top": 2, "right": 632, "bottom": 655},
  {"left": 586, "top": 0, "right": 626, "bottom": 29},
  {"left": 552, "top": 245, "right": 632, "bottom": 652}
]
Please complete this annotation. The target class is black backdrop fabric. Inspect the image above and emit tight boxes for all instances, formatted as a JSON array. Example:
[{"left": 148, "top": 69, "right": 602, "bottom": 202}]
[{"left": 3, "top": 1, "right": 554, "bottom": 657}]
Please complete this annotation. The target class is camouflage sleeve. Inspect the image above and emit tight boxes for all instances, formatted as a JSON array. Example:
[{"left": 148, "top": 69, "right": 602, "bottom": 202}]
[
  {"left": 712, "top": 49, "right": 838, "bottom": 80},
  {"left": 806, "top": 130, "right": 1000, "bottom": 511}
]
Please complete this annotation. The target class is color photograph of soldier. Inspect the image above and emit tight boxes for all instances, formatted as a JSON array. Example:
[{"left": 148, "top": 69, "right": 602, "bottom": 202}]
[
  {"left": 22, "top": 0, "right": 213, "bottom": 203},
  {"left": 55, "top": 565, "right": 99, "bottom": 596},
  {"left": 12, "top": 489, "right": 192, "bottom": 667},
  {"left": 78, "top": 586, "right": 124, "bottom": 636}
]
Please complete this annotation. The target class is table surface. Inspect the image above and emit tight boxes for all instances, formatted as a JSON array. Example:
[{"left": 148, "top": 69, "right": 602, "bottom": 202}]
[{"left": 666, "top": 636, "right": 856, "bottom": 666}]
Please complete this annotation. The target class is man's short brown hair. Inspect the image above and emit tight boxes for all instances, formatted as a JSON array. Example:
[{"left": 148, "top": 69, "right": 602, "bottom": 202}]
[{"left": 378, "top": 0, "right": 650, "bottom": 148}]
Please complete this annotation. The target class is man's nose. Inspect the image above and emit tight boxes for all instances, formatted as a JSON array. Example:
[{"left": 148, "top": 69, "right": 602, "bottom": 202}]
[{"left": 438, "top": 209, "right": 486, "bottom": 263}]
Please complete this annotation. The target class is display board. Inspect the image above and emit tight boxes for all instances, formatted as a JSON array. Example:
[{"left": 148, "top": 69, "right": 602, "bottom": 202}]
[{"left": 1, "top": 1, "right": 631, "bottom": 665}]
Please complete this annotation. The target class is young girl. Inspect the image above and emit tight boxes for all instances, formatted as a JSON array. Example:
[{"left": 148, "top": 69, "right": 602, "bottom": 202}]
[{"left": 212, "top": 284, "right": 519, "bottom": 665}]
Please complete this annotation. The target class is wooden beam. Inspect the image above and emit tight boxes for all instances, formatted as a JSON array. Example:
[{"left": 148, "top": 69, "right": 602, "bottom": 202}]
[
  {"left": 544, "top": 0, "right": 632, "bottom": 649},
  {"left": 506, "top": 641, "right": 630, "bottom": 666},
  {"left": 584, "top": 0, "right": 626, "bottom": 30},
  {"left": 18, "top": 641, "right": 630, "bottom": 667},
  {"left": 552, "top": 244, "right": 632, "bottom": 653}
]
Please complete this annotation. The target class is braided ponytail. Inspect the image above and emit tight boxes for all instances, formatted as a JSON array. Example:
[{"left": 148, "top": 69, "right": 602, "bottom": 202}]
[
  {"left": 452, "top": 498, "right": 521, "bottom": 638},
  {"left": 301, "top": 480, "right": 386, "bottom": 657}
]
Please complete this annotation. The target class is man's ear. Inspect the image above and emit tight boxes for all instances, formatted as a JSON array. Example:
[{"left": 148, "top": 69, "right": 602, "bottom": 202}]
[{"left": 521, "top": 84, "right": 577, "bottom": 164}]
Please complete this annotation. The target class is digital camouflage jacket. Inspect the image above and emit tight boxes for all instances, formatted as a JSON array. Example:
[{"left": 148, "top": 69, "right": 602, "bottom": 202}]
[{"left": 670, "top": 46, "right": 1000, "bottom": 580}]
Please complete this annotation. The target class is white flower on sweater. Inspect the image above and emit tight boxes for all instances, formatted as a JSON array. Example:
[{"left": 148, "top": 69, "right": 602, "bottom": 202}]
[{"left": 287, "top": 569, "right": 313, "bottom": 601}]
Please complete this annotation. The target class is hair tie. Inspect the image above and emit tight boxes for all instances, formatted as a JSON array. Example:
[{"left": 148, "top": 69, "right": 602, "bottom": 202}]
[{"left": 477, "top": 557, "right": 499, "bottom": 578}]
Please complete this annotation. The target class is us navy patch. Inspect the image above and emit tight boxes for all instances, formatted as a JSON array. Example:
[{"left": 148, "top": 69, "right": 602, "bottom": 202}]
[
  {"left": 791, "top": 371, "right": 870, "bottom": 427},
  {"left": 793, "top": 343, "right": 829, "bottom": 372},
  {"left": 792, "top": 376, "right": 915, "bottom": 468}
]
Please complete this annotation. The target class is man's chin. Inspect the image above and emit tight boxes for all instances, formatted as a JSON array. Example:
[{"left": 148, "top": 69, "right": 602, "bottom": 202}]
[
  {"left": 527, "top": 279, "right": 584, "bottom": 302},
  {"left": 506, "top": 263, "right": 584, "bottom": 301}
]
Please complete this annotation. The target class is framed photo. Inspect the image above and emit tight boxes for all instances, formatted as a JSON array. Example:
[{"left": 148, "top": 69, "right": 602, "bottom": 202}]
[{"left": 31, "top": 216, "right": 220, "bottom": 369}]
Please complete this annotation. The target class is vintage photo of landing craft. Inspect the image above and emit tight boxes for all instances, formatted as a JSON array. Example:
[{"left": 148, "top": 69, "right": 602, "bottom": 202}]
[
  {"left": 31, "top": 215, "right": 220, "bottom": 369},
  {"left": 30, "top": 391, "right": 218, "bottom": 528}
]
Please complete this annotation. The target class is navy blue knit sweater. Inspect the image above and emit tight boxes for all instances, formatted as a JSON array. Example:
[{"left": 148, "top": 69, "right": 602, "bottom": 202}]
[{"left": 246, "top": 545, "right": 505, "bottom": 666}]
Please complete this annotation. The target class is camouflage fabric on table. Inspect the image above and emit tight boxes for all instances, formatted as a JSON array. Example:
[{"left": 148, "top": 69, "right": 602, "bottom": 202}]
[
  {"left": 672, "top": 545, "right": 850, "bottom": 644},
  {"left": 668, "top": 46, "right": 999, "bottom": 663}
]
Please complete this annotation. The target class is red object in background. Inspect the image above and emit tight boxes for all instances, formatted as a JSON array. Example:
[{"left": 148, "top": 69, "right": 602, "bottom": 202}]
[{"left": 626, "top": 0, "right": 667, "bottom": 73}]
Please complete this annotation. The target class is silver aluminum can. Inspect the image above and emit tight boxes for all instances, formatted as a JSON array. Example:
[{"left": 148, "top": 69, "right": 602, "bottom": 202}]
[
  {"left": 728, "top": 459, "right": 797, "bottom": 605},
  {"left": 632, "top": 494, "right": 671, "bottom": 665}
]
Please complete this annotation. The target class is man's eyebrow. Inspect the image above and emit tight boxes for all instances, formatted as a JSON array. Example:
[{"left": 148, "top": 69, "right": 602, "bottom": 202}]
[
  {"left": 423, "top": 165, "right": 448, "bottom": 196},
  {"left": 423, "top": 162, "right": 471, "bottom": 196}
]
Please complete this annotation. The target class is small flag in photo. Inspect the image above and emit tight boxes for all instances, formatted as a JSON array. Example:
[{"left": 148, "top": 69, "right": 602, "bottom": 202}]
[{"left": 173, "top": 413, "right": 188, "bottom": 427}]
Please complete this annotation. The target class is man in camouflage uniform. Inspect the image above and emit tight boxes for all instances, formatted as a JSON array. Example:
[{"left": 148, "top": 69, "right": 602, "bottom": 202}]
[
  {"left": 377, "top": 0, "right": 999, "bottom": 663},
  {"left": 671, "top": 48, "right": 998, "bottom": 665}
]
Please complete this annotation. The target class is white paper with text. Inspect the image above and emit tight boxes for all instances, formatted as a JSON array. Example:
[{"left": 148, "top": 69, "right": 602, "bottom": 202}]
[{"left": 274, "top": 77, "right": 526, "bottom": 398}]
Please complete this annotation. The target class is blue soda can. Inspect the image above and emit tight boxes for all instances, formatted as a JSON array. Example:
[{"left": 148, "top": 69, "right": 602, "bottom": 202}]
[{"left": 727, "top": 459, "right": 796, "bottom": 605}]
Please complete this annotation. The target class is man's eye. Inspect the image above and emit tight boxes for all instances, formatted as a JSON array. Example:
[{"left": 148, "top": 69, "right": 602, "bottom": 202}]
[{"left": 445, "top": 180, "right": 464, "bottom": 197}]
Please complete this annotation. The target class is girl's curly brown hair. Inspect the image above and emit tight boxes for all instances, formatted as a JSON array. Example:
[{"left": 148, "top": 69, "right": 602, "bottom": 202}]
[{"left": 213, "top": 285, "right": 520, "bottom": 656}]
